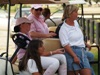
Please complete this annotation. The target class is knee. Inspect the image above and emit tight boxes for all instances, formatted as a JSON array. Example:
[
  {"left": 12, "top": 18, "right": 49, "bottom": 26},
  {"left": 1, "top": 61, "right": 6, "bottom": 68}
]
[
  {"left": 86, "top": 52, "right": 94, "bottom": 61},
  {"left": 59, "top": 54, "right": 67, "bottom": 64},
  {"left": 53, "top": 59, "right": 60, "bottom": 68},
  {"left": 48, "top": 59, "right": 59, "bottom": 71}
]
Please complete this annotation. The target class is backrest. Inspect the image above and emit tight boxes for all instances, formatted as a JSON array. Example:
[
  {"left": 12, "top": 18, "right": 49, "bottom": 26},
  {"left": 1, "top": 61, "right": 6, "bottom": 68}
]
[
  {"left": 55, "top": 22, "right": 63, "bottom": 38},
  {"left": 42, "top": 38, "right": 62, "bottom": 51},
  {"left": 10, "top": 33, "right": 30, "bottom": 63},
  {"left": 12, "top": 64, "right": 19, "bottom": 74},
  {"left": 48, "top": 26, "right": 57, "bottom": 32}
]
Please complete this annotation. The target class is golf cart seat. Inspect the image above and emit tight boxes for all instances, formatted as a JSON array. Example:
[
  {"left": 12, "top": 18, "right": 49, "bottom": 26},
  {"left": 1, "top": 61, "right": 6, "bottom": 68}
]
[
  {"left": 43, "top": 38, "right": 62, "bottom": 51},
  {"left": 0, "top": 58, "right": 14, "bottom": 75},
  {"left": 0, "top": 33, "right": 30, "bottom": 75},
  {"left": 48, "top": 26, "right": 57, "bottom": 32}
]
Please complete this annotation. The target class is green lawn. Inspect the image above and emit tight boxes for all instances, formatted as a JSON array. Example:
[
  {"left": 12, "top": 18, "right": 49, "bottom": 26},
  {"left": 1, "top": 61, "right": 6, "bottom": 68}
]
[{"left": 90, "top": 47, "right": 98, "bottom": 75}]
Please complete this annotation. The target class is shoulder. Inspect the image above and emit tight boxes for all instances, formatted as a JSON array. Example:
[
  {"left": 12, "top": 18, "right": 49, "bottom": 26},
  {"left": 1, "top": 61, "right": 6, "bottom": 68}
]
[
  {"left": 27, "top": 59, "right": 38, "bottom": 73},
  {"left": 59, "top": 22, "right": 67, "bottom": 33},
  {"left": 28, "top": 59, "right": 36, "bottom": 64},
  {"left": 60, "top": 21, "right": 68, "bottom": 30},
  {"left": 27, "top": 14, "right": 35, "bottom": 20},
  {"left": 27, "top": 59, "right": 37, "bottom": 70}
]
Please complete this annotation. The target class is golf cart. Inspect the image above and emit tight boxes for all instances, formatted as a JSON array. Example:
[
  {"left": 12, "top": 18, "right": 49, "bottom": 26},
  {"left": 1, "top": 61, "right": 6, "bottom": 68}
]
[{"left": 0, "top": 0, "right": 100, "bottom": 75}]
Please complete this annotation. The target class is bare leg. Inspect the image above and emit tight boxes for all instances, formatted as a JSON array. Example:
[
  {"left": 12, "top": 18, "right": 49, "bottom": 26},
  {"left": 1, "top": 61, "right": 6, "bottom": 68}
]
[
  {"left": 80, "top": 68, "right": 91, "bottom": 75},
  {"left": 68, "top": 71, "right": 79, "bottom": 75}
]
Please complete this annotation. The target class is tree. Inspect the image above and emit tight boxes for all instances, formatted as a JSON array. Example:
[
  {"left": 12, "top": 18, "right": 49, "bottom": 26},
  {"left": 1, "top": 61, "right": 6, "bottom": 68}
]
[
  {"left": 93, "top": 0, "right": 99, "bottom": 4},
  {"left": 0, "top": 4, "right": 7, "bottom": 10},
  {"left": 85, "top": 0, "right": 92, "bottom": 5}
]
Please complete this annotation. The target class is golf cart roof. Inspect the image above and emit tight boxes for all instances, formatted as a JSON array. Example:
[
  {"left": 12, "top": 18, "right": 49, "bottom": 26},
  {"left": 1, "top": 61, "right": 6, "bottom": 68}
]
[
  {"left": 68, "top": 0, "right": 86, "bottom": 4},
  {"left": 0, "top": 0, "right": 86, "bottom": 4},
  {"left": 0, "top": 0, "right": 69, "bottom": 4}
]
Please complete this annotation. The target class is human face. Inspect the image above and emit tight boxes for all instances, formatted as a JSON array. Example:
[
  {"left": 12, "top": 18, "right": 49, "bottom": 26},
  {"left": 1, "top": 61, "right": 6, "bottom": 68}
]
[
  {"left": 20, "top": 23, "right": 31, "bottom": 33},
  {"left": 38, "top": 44, "right": 45, "bottom": 55},
  {"left": 35, "top": 8, "right": 43, "bottom": 11},
  {"left": 34, "top": 8, "right": 43, "bottom": 16},
  {"left": 47, "top": 13, "right": 50, "bottom": 19},
  {"left": 70, "top": 10, "right": 78, "bottom": 20}
]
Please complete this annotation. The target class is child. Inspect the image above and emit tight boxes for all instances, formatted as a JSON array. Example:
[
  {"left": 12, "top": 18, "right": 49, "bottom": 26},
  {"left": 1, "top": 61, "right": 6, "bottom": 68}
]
[
  {"left": 19, "top": 39, "right": 66, "bottom": 75},
  {"left": 19, "top": 39, "right": 44, "bottom": 75}
]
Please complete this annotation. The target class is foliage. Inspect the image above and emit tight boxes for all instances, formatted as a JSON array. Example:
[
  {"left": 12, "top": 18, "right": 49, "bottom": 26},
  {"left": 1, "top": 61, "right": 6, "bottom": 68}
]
[
  {"left": 0, "top": 4, "right": 7, "bottom": 10},
  {"left": 85, "top": 0, "right": 99, "bottom": 5},
  {"left": 93, "top": 0, "right": 99, "bottom": 3}
]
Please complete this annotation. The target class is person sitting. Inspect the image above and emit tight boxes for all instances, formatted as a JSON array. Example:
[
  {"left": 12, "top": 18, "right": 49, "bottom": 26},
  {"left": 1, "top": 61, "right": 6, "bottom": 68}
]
[
  {"left": 59, "top": 5, "right": 92, "bottom": 75},
  {"left": 42, "top": 8, "right": 51, "bottom": 22},
  {"left": 19, "top": 39, "right": 44, "bottom": 75},
  {"left": 27, "top": 4, "right": 56, "bottom": 39},
  {"left": 54, "top": 5, "right": 95, "bottom": 75}
]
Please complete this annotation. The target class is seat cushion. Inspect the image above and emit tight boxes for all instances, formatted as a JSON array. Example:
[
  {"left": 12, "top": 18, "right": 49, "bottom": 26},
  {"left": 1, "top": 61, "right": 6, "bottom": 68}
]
[{"left": 0, "top": 59, "right": 13, "bottom": 75}]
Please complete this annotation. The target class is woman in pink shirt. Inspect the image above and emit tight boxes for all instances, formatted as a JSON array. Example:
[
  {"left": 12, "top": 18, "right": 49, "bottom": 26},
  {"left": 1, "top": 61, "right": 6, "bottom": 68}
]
[{"left": 27, "top": 4, "right": 56, "bottom": 39}]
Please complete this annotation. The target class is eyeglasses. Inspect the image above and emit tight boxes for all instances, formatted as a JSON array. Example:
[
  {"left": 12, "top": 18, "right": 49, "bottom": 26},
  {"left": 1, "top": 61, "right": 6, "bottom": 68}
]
[{"left": 35, "top": 8, "right": 43, "bottom": 11}]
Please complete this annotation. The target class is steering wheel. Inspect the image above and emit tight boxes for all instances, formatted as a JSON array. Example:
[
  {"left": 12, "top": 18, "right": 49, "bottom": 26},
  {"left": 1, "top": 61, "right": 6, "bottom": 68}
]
[{"left": 12, "top": 34, "right": 30, "bottom": 49}]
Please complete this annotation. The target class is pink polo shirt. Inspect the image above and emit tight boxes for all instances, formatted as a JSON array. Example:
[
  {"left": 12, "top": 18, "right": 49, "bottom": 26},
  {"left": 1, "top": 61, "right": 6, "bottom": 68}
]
[{"left": 27, "top": 14, "right": 49, "bottom": 34}]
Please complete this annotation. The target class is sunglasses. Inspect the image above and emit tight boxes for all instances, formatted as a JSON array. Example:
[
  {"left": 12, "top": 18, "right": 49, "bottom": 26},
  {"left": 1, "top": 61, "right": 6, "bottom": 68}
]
[
  {"left": 22, "top": 22, "right": 31, "bottom": 25},
  {"left": 35, "top": 8, "right": 43, "bottom": 11}
]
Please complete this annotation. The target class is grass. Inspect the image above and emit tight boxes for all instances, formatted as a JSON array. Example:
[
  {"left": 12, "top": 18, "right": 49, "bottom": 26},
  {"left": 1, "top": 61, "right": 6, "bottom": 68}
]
[
  {"left": 90, "top": 47, "right": 98, "bottom": 75},
  {"left": 92, "top": 64, "right": 98, "bottom": 75}
]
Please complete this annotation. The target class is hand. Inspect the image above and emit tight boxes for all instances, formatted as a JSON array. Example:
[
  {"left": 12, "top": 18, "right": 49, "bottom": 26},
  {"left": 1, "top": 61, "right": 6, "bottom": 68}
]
[
  {"left": 53, "top": 48, "right": 65, "bottom": 54},
  {"left": 46, "top": 33, "right": 56, "bottom": 38},
  {"left": 73, "top": 56, "right": 80, "bottom": 64},
  {"left": 86, "top": 44, "right": 91, "bottom": 50}
]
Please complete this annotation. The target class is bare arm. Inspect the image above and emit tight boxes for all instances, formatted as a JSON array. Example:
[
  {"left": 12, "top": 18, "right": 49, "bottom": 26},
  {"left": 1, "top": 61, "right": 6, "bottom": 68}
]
[
  {"left": 30, "top": 31, "right": 56, "bottom": 38},
  {"left": 41, "top": 48, "right": 65, "bottom": 56},
  {"left": 32, "top": 72, "right": 41, "bottom": 75},
  {"left": 64, "top": 45, "right": 80, "bottom": 64},
  {"left": 85, "top": 42, "right": 91, "bottom": 50},
  {"left": 11, "top": 55, "right": 17, "bottom": 64}
]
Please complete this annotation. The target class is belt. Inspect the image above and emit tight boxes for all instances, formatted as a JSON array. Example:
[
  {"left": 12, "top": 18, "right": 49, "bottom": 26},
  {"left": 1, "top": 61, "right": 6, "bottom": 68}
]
[{"left": 71, "top": 46, "right": 85, "bottom": 50}]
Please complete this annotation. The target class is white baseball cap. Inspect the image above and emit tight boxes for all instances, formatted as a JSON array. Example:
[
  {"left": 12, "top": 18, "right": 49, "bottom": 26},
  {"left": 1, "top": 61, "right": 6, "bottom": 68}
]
[
  {"left": 15, "top": 17, "right": 32, "bottom": 26},
  {"left": 31, "top": 4, "right": 42, "bottom": 9}
]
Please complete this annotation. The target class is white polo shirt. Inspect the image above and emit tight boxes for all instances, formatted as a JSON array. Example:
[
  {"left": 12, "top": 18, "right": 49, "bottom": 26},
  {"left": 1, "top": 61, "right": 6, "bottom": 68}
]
[{"left": 59, "top": 20, "right": 85, "bottom": 47}]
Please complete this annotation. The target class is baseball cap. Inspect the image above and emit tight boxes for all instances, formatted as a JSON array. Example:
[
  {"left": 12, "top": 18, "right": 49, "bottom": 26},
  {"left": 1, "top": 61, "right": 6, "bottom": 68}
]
[
  {"left": 14, "top": 17, "right": 32, "bottom": 32},
  {"left": 15, "top": 17, "right": 32, "bottom": 26},
  {"left": 31, "top": 4, "right": 42, "bottom": 9}
]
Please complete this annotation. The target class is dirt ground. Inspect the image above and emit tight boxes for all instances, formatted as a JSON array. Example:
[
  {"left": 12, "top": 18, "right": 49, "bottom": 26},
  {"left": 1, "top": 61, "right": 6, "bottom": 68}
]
[{"left": 0, "top": 30, "right": 15, "bottom": 56}]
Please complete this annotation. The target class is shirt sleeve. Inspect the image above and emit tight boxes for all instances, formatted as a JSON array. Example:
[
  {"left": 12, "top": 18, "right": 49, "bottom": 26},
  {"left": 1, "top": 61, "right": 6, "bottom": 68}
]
[
  {"left": 27, "top": 59, "right": 38, "bottom": 73},
  {"left": 59, "top": 25, "right": 69, "bottom": 47},
  {"left": 27, "top": 14, "right": 37, "bottom": 32},
  {"left": 30, "top": 22, "right": 37, "bottom": 32}
]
